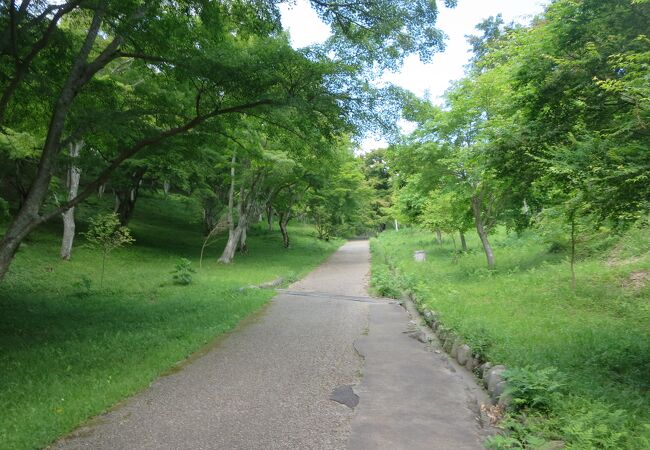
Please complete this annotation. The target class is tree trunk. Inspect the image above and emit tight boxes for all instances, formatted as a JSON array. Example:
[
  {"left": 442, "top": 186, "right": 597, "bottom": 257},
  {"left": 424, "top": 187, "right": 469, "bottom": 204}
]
[
  {"left": 267, "top": 205, "right": 273, "bottom": 231},
  {"left": 460, "top": 231, "right": 467, "bottom": 252},
  {"left": 0, "top": 218, "right": 36, "bottom": 280},
  {"left": 394, "top": 219, "right": 399, "bottom": 231},
  {"left": 238, "top": 226, "right": 248, "bottom": 253},
  {"left": 202, "top": 196, "right": 220, "bottom": 236},
  {"left": 471, "top": 195, "right": 495, "bottom": 269},
  {"left": 60, "top": 141, "right": 82, "bottom": 260},
  {"left": 435, "top": 229, "right": 442, "bottom": 245},
  {"left": 279, "top": 211, "right": 291, "bottom": 248},
  {"left": 114, "top": 168, "right": 146, "bottom": 226},
  {"left": 219, "top": 228, "right": 241, "bottom": 263},
  {"left": 451, "top": 234, "right": 458, "bottom": 263},
  {"left": 218, "top": 150, "right": 238, "bottom": 264},
  {"left": 570, "top": 213, "right": 576, "bottom": 290}
]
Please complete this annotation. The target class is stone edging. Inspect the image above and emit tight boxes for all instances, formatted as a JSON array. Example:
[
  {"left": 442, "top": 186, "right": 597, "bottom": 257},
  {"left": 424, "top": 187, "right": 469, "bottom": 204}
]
[{"left": 407, "top": 292, "right": 511, "bottom": 409}]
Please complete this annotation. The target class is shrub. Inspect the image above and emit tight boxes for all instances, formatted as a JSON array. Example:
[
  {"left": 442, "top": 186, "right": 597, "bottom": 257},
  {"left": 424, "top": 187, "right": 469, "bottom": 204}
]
[
  {"left": 370, "top": 266, "right": 402, "bottom": 298},
  {"left": 171, "top": 258, "right": 196, "bottom": 285}
]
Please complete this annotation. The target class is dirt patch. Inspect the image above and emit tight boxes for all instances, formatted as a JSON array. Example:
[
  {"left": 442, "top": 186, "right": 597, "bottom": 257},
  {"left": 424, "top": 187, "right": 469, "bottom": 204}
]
[
  {"left": 606, "top": 242, "right": 643, "bottom": 267},
  {"left": 607, "top": 254, "right": 643, "bottom": 268},
  {"left": 623, "top": 270, "right": 649, "bottom": 291}
]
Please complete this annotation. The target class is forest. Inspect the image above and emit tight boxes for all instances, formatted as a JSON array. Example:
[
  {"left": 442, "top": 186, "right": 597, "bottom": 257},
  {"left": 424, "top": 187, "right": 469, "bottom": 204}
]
[{"left": 1, "top": 0, "right": 649, "bottom": 449}]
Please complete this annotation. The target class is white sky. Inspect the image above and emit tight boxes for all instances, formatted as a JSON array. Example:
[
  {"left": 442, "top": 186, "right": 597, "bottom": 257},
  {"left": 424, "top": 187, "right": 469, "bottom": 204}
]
[{"left": 279, "top": 0, "right": 548, "bottom": 150}]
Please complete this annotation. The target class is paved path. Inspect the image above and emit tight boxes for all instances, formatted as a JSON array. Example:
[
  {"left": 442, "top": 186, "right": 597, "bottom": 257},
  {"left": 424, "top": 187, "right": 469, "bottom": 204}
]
[{"left": 54, "top": 241, "right": 488, "bottom": 449}]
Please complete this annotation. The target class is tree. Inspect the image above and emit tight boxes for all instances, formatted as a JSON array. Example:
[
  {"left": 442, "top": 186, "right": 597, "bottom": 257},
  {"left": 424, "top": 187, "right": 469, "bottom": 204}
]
[
  {"left": 59, "top": 141, "right": 83, "bottom": 260},
  {"left": 422, "top": 190, "right": 472, "bottom": 256},
  {"left": 485, "top": 0, "right": 650, "bottom": 227},
  {"left": 306, "top": 141, "right": 374, "bottom": 240},
  {"left": 83, "top": 212, "right": 134, "bottom": 287},
  {"left": 361, "top": 149, "right": 393, "bottom": 232},
  {"left": 0, "top": 0, "right": 455, "bottom": 282}
]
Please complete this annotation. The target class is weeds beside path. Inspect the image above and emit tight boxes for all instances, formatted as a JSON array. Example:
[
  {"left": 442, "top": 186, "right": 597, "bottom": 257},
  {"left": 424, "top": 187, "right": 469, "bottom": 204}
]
[{"left": 370, "top": 228, "right": 650, "bottom": 449}]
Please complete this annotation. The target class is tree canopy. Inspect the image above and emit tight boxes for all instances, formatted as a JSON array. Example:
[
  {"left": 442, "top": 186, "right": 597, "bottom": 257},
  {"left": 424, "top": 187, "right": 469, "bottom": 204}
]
[{"left": 387, "top": 0, "right": 650, "bottom": 268}]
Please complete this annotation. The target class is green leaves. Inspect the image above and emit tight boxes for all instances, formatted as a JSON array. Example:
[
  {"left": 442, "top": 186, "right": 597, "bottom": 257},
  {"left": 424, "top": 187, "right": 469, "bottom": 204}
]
[
  {"left": 503, "top": 366, "right": 565, "bottom": 413},
  {"left": 83, "top": 213, "right": 135, "bottom": 255},
  {"left": 313, "top": 0, "right": 450, "bottom": 70},
  {"left": 171, "top": 258, "right": 196, "bottom": 286}
]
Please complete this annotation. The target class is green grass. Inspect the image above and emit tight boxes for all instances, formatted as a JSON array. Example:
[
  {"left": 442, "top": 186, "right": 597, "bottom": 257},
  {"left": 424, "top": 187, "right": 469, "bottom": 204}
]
[
  {"left": 370, "top": 227, "right": 650, "bottom": 449},
  {"left": 0, "top": 194, "right": 341, "bottom": 450}
]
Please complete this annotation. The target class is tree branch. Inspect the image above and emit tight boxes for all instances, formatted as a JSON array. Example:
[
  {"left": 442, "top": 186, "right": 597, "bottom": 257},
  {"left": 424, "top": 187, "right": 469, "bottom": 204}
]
[
  {"left": 39, "top": 99, "right": 274, "bottom": 222},
  {"left": 116, "top": 51, "right": 173, "bottom": 64},
  {"left": 0, "top": 0, "right": 84, "bottom": 124}
]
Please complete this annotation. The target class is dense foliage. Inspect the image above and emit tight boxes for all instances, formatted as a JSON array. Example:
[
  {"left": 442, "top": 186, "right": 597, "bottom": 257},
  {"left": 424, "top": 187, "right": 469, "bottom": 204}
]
[
  {"left": 389, "top": 0, "right": 650, "bottom": 270},
  {"left": 0, "top": 0, "right": 452, "bottom": 278}
]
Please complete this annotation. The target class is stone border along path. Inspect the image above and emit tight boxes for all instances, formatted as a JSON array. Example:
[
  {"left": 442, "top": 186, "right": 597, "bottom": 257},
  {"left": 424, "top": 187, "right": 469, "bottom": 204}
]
[
  {"left": 410, "top": 292, "right": 512, "bottom": 413},
  {"left": 52, "top": 240, "right": 492, "bottom": 450}
]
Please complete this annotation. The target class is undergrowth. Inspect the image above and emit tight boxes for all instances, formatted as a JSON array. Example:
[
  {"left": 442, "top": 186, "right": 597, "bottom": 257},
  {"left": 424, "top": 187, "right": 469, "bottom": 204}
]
[{"left": 370, "top": 226, "right": 650, "bottom": 449}]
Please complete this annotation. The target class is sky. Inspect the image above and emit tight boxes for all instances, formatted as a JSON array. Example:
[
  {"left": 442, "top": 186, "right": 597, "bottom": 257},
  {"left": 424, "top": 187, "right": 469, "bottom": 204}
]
[{"left": 278, "top": 0, "right": 549, "bottom": 150}]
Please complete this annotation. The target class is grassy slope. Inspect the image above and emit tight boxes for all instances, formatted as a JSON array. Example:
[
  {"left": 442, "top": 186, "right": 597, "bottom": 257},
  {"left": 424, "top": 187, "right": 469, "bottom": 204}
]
[
  {"left": 370, "top": 228, "right": 650, "bottom": 449},
  {"left": 0, "top": 194, "right": 341, "bottom": 450}
]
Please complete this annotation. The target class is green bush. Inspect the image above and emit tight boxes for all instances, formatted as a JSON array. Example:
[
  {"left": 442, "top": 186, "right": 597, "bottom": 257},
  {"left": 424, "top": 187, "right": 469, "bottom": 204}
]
[
  {"left": 370, "top": 265, "right": 402, "bottom": 298},
  {"left": 171, "top": 258, "right": 196, "bottom": 285}
]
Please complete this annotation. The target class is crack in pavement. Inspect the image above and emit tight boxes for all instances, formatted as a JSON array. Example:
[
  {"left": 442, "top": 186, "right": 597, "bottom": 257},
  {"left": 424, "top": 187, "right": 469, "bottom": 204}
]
[{"left": 277, "top": 289, "right": 397, "bottom": 304}]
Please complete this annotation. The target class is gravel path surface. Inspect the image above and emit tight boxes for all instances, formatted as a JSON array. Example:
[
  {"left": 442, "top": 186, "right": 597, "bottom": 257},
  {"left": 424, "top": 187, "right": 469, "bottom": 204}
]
[{"left": 53, "top": 240, "right": 487, "bottom": 449}]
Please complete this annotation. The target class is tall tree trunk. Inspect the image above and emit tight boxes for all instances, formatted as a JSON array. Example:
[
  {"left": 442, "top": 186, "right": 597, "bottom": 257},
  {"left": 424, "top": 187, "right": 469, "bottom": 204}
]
[
  {"left": 471, "top": 195, "right": 495, "bottom": 269},
  {"left": 114, "top": 168, "right": 146, "bottom": 226},
  {"left": 279, "top": 211, "right": 291, "bottom": 248},
  {"left": 60, "top": 141, "right": 82, "bottom": 260},
  {"left": 435, "top": 229, "right": 442, "bottom": 245},
  {"left": 460, "top": 231, "right": 467, "bottom": 252},
  {"left": 218, "top": 150, "right": 238, "bottom": 264},
  {"left": 394, "top": 219, "right": 399, "bottom": 231}
]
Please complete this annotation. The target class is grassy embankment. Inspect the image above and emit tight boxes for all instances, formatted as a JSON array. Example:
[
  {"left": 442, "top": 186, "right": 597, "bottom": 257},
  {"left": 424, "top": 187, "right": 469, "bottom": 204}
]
[
  {"left": 0, "top": 194, "right": 341, "bottom": 450},
  {"left": 370, "top": 227, "right": 649, "bottom": 449}
]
